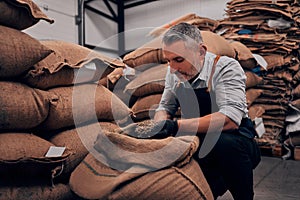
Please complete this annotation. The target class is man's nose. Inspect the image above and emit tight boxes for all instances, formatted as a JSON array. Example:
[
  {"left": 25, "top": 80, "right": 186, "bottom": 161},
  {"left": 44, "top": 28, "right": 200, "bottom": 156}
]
[{"left": 169, "top": 62, "right": 179, "bottom": 74}]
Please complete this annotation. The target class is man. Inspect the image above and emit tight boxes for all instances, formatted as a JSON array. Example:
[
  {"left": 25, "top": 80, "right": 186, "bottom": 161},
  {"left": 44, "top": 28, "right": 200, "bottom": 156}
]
[{"left": 122, "top": 22, "right": 261, "bottom": 199}]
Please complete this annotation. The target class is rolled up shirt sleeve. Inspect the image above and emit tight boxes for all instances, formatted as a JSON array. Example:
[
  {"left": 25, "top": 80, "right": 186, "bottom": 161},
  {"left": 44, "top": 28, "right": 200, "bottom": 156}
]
[{"left": 213, "top": 57, "right": 248, "bottom": 126}]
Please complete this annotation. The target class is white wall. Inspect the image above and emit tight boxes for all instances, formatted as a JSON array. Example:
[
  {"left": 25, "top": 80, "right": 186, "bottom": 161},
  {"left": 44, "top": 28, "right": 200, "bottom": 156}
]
[
  {"left": 24, "top": 0, "right": 77, "bottom": 43},
  {"left": 124, "top": 0, "right": 229, "bottom": 50},
  {"left": 25, "top": 0, "right": 229, "bottom": 57}
]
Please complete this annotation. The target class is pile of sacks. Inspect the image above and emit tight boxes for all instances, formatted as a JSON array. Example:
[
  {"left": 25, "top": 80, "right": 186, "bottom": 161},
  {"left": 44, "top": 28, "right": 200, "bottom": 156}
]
[
  {"left": 0, "top": 1, "right": 214, "bottom": 199},
  {"left": 214, "top": 0, "right": 300, "bottom": 158},
  {"left": 121, "top": 13, "right": 265, "bottom": 125},
  {"left": 0, "top": 0, "right": 131, "bottom": 199}
]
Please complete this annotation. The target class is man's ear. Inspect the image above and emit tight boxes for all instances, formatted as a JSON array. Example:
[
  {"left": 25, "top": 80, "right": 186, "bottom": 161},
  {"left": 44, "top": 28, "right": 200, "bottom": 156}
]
[{"left": 199, "top": 44, "right": 207, "bottom": 56}]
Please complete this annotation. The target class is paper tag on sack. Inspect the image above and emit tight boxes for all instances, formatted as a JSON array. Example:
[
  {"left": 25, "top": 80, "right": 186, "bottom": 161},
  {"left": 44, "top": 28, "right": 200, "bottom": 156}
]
[
  {"left": 45, "top": 146, "right": 66, "bottom": 157},
  {"left": 254, "top": 117, "right": 265, "bottom": 138}
]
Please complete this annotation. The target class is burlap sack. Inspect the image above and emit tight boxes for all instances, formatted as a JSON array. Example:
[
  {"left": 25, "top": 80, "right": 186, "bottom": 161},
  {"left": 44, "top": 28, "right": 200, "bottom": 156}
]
[
  {"left": 22, "top": 40, "right": 123, "bottom": 89},
  {"left": 123, "top": 31, "right": 236, "bottom": 68},
  {"left": 39, "top": 83, "right": 132, "bottom": 131},
  {"left": 259, "top": 87, "right": 287, "bottom": 98},
  {"left": 132, "top": 94, "right": 162, "bottom": 121},
  {"left": 229, "top": 41, "right": 256, "bottom": 69},
  {"left": 263, "top": 119, "right": 285, "bottom": 129},
  {"left": 123, "top": 36, "right": 166, "bottom": 68},
  {"left": 70, "top": 131, "right": 213, "bottom": 200},
  {"left": 0, "top": 0, "right": 54, "bottom": 30},
  {"left": 49, "top": 121, "right": 119, "bottom": 181},
  {"left": 0, "top": 25, "right": 53, "bottom": 78},
  {"left": 186, "top": 16, "right": 218, "bottom": 32},
  {"left": 0, "top": 133, "right": 71, "bottom": 180},
  {"left": 248, "top": 105, "right": 265, "bottom": 120},
  {"left": 224, "top": 32, "right": 286, "bottom": 43},
  {"left": 0, "top": 81, "right": 56, "bottom": 130},
  {"left": 287, "top": 131, "right": 300, "bottom": 147},
  {"left": 124, "top": 64, "right": 167, "bottom": 97},
  {"left": 148, "top": 13, "right": 198, "bottom": 37},
  {"left": 262, "top": 54, "right": 291, "bottom": 70},
  {"left": 109, "top": 159, "right": 212, "bottom": 200},
  {"left": 273, "top": 70, "right": 293, "bottom": 82},
  {"left": 0, "top": 182, "right": 73, "bottom": 200},
  {"left": 258, "top": 104, "right": 288, "bottom": 113},
  {"left": 246, "top": 89, "right": 263, "bottom": 107},
  {"left": 292, "top": 84, "right": 300, "bottom": 98},
  {"left": 254, "top": 97, "right": 288, "bottom": 105},
  {"left": 291, "top": 98, "right": 300, "bottom": 110},
  {"left": 245, "top": 71, "right": 264, "bottom": 88},
  {"left": 262, "top": 114, "right": 286, "bottom": 121},
  {"left": 201, "top": 31, "right": 236, "bottom": 58},
  {"left": 293, "top": 70, "right": 300, "bottom": 85},
  {"left": 289, "top": 62, "right": 299, "bottom": 73}
]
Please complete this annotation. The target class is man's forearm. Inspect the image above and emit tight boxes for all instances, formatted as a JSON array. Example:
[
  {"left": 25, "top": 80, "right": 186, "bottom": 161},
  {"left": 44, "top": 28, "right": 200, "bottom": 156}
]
[{"left": 177, "top": 112, "right": 238, "bottom": 135}]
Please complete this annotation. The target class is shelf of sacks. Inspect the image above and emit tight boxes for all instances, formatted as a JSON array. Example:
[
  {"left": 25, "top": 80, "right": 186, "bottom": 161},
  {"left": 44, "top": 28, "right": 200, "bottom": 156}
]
[
  {"left": 212, "top": 0, "right": 300, "bottom": 158},
  {"left": 0, "top": 1, "right": 135, "bottom": 199}
]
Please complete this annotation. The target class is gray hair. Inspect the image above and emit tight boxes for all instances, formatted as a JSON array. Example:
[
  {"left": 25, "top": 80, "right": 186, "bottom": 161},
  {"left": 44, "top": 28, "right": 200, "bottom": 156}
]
[{"left": 162, "top": 22, "right": 203, "bottom": 49}]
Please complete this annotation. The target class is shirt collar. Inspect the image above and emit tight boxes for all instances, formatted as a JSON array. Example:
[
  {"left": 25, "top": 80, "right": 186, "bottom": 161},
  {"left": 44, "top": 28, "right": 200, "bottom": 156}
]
[
  {"left": 186, "top": 52, "right": 215, "bottom": 86},
  {"left": 172, "top": 52, "right": 216, "bottom": 88}
]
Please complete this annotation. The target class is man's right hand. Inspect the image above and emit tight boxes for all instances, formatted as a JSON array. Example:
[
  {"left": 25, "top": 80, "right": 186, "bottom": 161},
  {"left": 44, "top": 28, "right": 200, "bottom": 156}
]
[{"left": 118, "top": 119, "right": 178, "bottom": 139}]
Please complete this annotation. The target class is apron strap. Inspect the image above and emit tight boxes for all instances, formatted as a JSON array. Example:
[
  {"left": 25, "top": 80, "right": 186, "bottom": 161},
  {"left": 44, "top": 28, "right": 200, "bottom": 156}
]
[{"left": 207, "top": 55, "right": 220, "bottom": 93}]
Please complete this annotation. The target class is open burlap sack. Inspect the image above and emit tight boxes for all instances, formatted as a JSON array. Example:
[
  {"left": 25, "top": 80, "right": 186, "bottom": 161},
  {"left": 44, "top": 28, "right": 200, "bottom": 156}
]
[
  {"left": 70, "top": 131, "right": 213, "bottom": 200},
  {"left": 0, "top": 81, "right": 56, "bottom": 131},
  {"left": 22, "top": 40, "right": 124, "bottom": 89},
  {"left": 39, "top": 83, "right": 132, "bottom": 131},
  {"left": 0, "top": 25, "right": 53, "bottom": 78},
  {"left": 0, "top": 0, "right": 54, "bottom": 30},
  {"left": 49, "top": 121, "right": 119, "bottom": 182},
  {"left": 0, "top": 133, "right": 71, "bottom": 181},
  {"left": 124, "top": 64, "right": 167, "bottom": 97},
  {"left": 123, "top": 30, "right": 236, "bottom": 68}
]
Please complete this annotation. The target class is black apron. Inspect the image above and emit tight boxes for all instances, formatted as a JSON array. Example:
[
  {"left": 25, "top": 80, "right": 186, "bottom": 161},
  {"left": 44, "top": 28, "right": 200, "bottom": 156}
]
[
  {"left": 174, "top": 55, "right": 257, "bottom": 139},
  {"left": 174, "top": 55, "right": 220, "bottom": 119}
]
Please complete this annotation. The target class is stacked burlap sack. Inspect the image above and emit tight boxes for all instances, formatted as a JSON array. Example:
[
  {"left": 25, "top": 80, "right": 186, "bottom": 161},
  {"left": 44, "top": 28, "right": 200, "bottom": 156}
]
[
  {"left": 214, "top": 0, "right": 300, "bottom": 157},
  {"left": 0, "top": 0, "right": 132, "bottom": 199}
]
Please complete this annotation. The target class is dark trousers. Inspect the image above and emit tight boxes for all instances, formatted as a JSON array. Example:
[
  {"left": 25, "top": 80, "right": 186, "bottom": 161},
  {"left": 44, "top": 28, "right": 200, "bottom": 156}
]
[{"left": 196, "top": 131, "right": 261, "bottom": 200}]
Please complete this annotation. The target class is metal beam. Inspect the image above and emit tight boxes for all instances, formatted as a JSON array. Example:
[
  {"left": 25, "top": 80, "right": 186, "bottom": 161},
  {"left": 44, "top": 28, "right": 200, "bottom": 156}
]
[
  {"left": 77, "top": 0, "right": 157, "bottom": 55},
  {"left": 116, "top": 0, "right": 125, "bottom": 56},
  {"left": 103, "top": 0, "right": 117, "bottom": 19},
  {"left": 124, "top": 0, "right": 158, "bottom": 9},
  {"left": 85, "top": 4, "right": 117, "bottom": 22}
]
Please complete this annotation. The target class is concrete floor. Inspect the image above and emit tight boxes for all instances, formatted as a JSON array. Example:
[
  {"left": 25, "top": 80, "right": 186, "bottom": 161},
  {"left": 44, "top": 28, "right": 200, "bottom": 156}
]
[{"left": 218, "top": 156, "right": 300, "bottom": 200}]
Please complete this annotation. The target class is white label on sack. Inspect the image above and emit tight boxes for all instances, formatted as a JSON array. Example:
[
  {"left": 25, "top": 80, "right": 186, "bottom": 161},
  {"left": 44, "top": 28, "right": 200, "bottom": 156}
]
[
  {"left": 254, "top": 117, "right": 265, "bottom": 138},
  {"left": 45, "top": 146, "right": 66, "bottom": 157}
]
